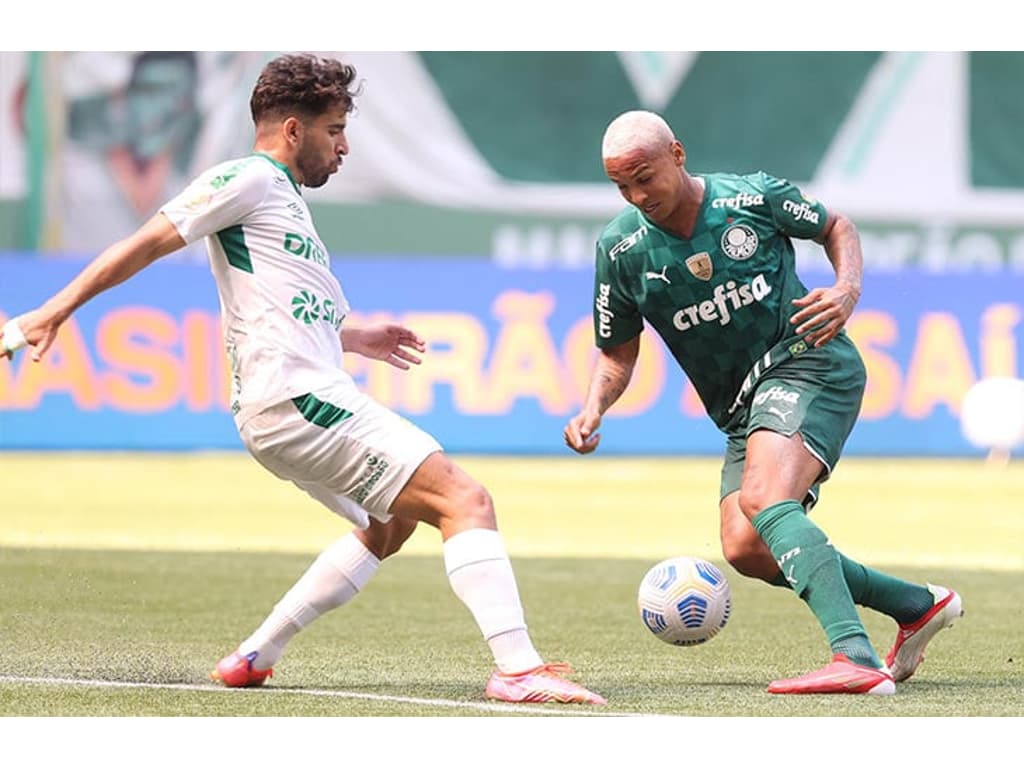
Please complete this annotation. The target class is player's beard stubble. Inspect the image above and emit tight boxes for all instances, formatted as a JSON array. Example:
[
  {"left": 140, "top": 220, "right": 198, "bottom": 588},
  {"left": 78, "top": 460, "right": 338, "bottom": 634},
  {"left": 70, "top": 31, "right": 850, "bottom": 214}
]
[{"left": 296, "top": 143, "right": 336, "bottom": 189}]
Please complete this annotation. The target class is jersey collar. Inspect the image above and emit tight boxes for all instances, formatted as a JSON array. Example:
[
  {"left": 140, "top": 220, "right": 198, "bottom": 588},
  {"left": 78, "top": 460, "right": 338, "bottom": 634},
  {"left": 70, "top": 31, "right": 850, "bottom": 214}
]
[{"left": 254, "top": 153, "right": 301, "bottom": 195}]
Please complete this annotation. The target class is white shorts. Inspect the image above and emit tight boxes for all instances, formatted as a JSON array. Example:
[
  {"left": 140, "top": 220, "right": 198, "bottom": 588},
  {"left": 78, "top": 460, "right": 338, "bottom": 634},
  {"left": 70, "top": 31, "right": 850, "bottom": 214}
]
[{"left": 238, "top": 382, "right": 442, "bottom": 529}]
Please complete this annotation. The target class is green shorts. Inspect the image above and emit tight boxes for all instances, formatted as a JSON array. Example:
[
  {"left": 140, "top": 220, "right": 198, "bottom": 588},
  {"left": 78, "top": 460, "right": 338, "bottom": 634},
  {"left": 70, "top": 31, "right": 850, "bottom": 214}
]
[{"left": 719, "top": 334, "right": 866, "bottom": 509}]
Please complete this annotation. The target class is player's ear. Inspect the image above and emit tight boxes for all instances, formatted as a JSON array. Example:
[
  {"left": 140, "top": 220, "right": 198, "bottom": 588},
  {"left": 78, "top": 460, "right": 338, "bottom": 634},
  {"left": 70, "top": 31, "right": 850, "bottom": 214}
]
[
  {"left": 283, "top": 116, "right": 302, "bottom": 144},
  {"left": 673, "top": 141, "right": 686, "bottom": 168}
]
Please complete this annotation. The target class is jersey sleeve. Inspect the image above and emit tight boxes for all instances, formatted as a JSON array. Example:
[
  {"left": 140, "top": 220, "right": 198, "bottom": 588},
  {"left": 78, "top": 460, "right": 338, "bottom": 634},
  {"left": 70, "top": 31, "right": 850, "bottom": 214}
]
[
  {"left": 160, "top": 159, "right": 271, "bottom": 244},
  {"left": 593, "top": 240, "right": 643, "bottom": 347},
  {"left": 760, "top": 172, "right": 829, "bottom": 240}
]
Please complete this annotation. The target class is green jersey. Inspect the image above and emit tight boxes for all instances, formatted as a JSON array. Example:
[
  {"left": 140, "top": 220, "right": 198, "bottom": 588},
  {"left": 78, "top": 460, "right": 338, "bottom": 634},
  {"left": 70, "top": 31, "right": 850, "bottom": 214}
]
[{"left": 593, "top": 171, "right": 832, "bottom": 430}]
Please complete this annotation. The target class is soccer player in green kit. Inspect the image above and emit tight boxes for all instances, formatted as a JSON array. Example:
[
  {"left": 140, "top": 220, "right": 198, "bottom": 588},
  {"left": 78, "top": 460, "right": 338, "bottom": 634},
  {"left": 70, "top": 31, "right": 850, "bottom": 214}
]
[{"left": 564, "top": 110, "right": 962, "bottom": 694}]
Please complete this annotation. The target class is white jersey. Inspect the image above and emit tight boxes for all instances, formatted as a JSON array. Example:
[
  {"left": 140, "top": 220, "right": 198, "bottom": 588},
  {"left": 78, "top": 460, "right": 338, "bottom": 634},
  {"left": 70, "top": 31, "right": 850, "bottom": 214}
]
[{"left": 161, "top": 153, "right": 353, "bottom": 427}]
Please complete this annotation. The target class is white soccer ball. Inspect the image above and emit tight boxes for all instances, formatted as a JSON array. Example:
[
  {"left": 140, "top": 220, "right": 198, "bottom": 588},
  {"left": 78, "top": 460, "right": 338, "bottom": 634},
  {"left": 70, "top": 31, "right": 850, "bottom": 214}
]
[{"left": 637, "top": 556, "right": 732, "bottom": 646}]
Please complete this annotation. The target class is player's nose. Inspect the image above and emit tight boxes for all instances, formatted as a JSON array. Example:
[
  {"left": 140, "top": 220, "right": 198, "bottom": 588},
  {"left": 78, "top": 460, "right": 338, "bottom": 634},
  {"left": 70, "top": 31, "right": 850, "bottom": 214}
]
[{"left": 629, "top": 189, "right": 647, "bottom": 207}]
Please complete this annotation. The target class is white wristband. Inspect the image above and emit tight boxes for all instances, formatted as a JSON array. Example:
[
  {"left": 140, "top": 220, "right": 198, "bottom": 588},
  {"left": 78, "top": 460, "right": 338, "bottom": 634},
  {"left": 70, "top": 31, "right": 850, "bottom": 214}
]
[{"left": 1, "top": 318, "right": 27, "bottom": 354}]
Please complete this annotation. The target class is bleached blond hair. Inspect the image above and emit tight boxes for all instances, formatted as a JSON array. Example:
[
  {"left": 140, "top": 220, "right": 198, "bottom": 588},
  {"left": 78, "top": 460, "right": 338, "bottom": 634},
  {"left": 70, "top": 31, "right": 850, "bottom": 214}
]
[{"left": 601, "top": 110, "right": 676, "bottom": 160}]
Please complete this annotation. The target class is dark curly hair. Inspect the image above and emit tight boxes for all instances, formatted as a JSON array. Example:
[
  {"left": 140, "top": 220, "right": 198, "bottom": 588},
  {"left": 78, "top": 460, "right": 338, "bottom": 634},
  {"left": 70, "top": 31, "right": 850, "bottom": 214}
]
[{"left": 250, "top": 53, "right": 359, "bottom": 124}]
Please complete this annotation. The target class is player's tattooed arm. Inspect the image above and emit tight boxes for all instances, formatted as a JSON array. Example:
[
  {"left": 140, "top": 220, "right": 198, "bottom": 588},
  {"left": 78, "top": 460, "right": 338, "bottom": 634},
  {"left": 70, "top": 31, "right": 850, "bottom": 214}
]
[
  {"left": 591, "top": 336, "right": 640, "bottom": 414},
  {"left": 792, "top": 211, "right": 863, "bottom": 347},
  {"left": 564, "top": 336, "right": 640, "bottom": 454}
]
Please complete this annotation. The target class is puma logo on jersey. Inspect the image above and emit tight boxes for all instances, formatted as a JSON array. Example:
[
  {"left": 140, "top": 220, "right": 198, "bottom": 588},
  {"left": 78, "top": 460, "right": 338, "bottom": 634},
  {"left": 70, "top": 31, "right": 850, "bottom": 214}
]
[{"left": 645, "top": 266, "right": 670, "bottom": 284}]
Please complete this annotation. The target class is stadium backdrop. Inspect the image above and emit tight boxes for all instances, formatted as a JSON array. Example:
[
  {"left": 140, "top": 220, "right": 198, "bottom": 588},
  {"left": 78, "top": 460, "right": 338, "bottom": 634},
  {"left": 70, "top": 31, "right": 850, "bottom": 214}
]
[{"left": 1, "top": 253, "right": 1020, "bottom": 456}]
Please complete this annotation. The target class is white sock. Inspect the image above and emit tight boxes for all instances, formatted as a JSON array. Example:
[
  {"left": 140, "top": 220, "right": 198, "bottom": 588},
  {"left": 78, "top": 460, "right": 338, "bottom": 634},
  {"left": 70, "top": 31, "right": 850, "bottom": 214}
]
[
  {"left": 238, "top": 533, "right": 379, "bottom": 670},
  {"left": 443, "top": 528, "right": 544, "bottom": 674}
]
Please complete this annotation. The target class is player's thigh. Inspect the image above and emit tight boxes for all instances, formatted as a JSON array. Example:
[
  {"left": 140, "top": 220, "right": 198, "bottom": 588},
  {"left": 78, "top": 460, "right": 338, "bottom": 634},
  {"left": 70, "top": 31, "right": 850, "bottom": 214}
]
[
  {"left": 721, "top": 423, "right": 820, "bottom": 515},
  {"left": 388, "top": 451, "right": 496, "bottom": 533}
]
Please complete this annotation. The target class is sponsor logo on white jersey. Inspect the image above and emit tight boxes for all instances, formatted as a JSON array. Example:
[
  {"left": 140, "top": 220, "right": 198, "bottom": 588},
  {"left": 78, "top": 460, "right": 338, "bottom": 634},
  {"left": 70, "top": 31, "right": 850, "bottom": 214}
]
[
  {"left": 290, "top": 289, "right": 343, "bottom": 330},
  {"left": 596, "top": 282, "right": 614, "bottom": 338},
  {"left": 352, "top": 454, "right": 390, "bottom": 504},
  {"left": 284, "top": 232, "right": 328, "bottom": 267},
  {"left": 287, "top": 201, "right": 305, "bottom": 221},
  {"left": 710, "top": 192, "right": 764, "bottom": 209},
  {"left": 781, "top": 199, "right": 820, "bottom": 225},
  {"left": 608, "top": 224, "right": 648, "bottom": 261},
  {"left": 672, "top": 273, "right": 771, "bottom": 331}
]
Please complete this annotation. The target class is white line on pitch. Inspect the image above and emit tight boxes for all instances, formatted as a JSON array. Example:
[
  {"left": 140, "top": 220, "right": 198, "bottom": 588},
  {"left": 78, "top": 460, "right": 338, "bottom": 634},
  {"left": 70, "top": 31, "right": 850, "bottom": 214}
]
[{"left": 0, "top": 675, "right": 654, "bottom": 717}]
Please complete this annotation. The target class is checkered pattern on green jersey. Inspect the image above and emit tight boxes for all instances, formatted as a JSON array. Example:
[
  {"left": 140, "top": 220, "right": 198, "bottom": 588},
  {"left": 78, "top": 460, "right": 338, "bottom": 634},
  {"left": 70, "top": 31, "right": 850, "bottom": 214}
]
[{"left": 592, "top": 171, "right": 829, "bottom": 429}]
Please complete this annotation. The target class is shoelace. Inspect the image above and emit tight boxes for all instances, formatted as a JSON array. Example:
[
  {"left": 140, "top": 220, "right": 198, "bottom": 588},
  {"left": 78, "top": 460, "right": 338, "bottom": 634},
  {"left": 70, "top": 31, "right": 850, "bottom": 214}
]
[{"left": 527, "top": 662, "right": 574, "bottom": 678}]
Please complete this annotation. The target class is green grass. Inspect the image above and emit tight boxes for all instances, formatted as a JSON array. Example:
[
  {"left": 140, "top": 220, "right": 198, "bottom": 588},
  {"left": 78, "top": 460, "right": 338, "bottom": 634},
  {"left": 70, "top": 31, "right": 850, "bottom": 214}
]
[
  {"left": 0, "top": 549, "right": 1020, "bottom": 718},
  {"left": 1, "top": 453, "right": 1022, "bottom": 722}
]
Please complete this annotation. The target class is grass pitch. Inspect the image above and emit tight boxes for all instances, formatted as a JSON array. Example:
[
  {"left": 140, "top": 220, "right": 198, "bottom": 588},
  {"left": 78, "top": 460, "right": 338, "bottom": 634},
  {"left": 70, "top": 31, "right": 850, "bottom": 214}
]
[{"left": 1, "top": 454, "right": 1021, "bottom": 730}]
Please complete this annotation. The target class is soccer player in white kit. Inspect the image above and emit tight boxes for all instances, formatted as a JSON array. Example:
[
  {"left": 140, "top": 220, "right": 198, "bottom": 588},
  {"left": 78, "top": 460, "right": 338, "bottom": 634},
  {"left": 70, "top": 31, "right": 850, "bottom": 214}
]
[{"left": 0, "top": 53, "right": 604, "bottom": 705}]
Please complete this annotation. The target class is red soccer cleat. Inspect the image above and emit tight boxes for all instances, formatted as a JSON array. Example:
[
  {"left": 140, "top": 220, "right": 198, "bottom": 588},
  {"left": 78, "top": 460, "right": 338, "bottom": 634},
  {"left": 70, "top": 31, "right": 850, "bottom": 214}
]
[
  {"left": 885, "top": 585, "right": 963, "bottom": 682},
  {"left": 485, "top": 662, "right": 606, "bottom": 705},
  {"left": 210, "top": 650, "right": 274, "bottom": 688},
  {"left": 767, "top": 654, "right": 895, "bottom": 695}
]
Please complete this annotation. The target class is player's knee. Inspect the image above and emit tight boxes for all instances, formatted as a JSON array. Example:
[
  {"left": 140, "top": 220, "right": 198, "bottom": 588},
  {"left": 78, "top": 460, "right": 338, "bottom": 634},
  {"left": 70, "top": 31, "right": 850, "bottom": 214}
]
[
  {"left": 736, "top": 487, "right": 773, "bottom": 520},
  {"left": 448, "top": 479, "right": 495, "bottom": 528}
]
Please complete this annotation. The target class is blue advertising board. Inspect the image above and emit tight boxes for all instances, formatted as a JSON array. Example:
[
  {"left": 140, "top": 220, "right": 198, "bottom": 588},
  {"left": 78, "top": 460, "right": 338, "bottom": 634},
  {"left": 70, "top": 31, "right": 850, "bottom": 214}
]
[{"left": 1, "top": 253, "right": 1021, "bottom": 456}]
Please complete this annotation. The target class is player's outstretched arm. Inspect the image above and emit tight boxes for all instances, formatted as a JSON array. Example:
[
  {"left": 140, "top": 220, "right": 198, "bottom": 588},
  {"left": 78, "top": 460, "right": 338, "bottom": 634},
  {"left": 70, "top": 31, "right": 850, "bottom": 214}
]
[
  {"left": 564, "top": 335, "right": 640, "bottom": 454},
  {"left": 1, "top": 213, "right": 186, "bottom": 362},
  {"left": 341, "top": 323, "right": 426, "bottom": 371}
]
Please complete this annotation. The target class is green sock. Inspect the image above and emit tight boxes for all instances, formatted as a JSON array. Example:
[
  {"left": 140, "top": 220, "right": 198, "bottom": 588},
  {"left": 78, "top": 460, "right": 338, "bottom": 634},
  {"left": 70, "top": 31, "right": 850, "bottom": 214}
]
[
  {"left": 767, "top": 552, "right": 935, "bottom": 625},
  {"left": 752, "top": 500, "right": 882, "bottom": 668},
  {"left": 837, "top": 556, "right": 935, "bottom": 625}
]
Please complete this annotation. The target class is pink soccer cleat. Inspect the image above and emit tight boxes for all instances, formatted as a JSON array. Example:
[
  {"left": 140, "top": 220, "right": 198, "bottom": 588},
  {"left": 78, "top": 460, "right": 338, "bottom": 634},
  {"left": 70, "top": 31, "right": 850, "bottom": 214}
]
[
  {"left": 485, "top": 662, "right": 607, "bottom": 705},
  {"left": 210, "top": 650, "right": 274, "bottom": 688},
  {"left": 885, "top": 584, "right": 963, "bottom": 682},
  {"left": 767, "top": 654, "right": 895, "bottom": 695}
]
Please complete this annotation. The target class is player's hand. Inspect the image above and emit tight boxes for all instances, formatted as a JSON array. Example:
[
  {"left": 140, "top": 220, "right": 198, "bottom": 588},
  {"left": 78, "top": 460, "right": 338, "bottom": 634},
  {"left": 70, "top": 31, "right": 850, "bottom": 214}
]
[
  {"left": 346, "top": 323, "right": 425, "bottom": 370},
  {"left": 1, "top": 310, "right": 57, "bottom": 362},
  {"left": 789, "top": 283, "right": 858, "bottom": 348},
  {"left": 564, "top": 410, "right": 602, "bottom": 454}
]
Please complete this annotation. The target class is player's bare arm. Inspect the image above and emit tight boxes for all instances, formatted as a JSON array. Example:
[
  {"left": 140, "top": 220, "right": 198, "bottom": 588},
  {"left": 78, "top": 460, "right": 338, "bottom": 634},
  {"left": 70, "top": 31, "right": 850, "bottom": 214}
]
[
  {"left": 341, "top": 324, "right": 426, "bottom": 370},
  {"left": 790, "top": 210, "right": 864, "bottom": 348},
  {"left": 564, "top": 335, "right": 640, "bottom": 454},
  {"left": 2, "top": 213, "right": 185, "bottom": 362}
]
